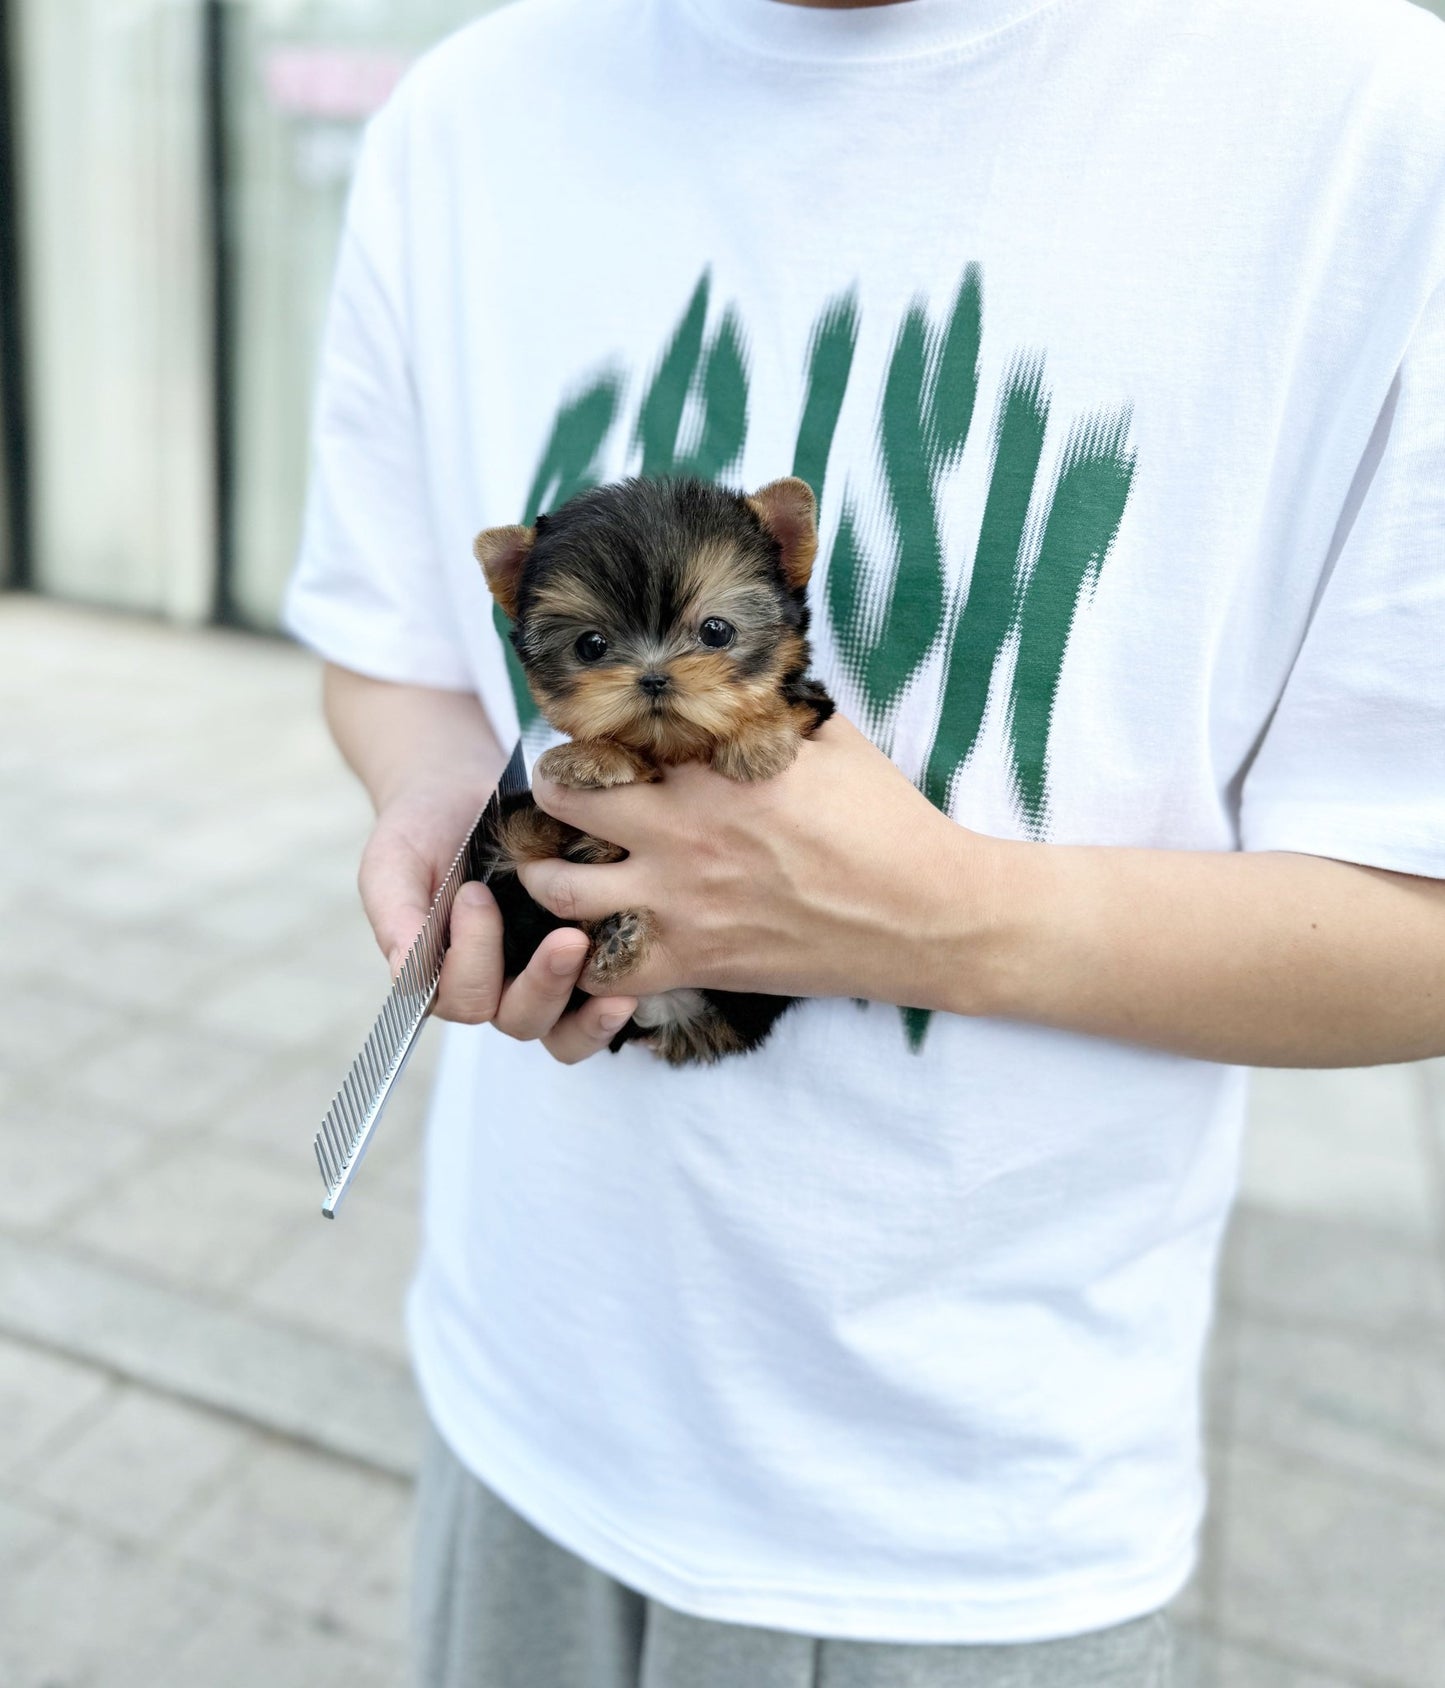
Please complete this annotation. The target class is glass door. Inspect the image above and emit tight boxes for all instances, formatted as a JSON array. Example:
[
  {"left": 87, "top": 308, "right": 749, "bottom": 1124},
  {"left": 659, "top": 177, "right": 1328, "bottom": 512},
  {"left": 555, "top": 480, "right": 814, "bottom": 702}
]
[{"left": 226, "top": 0, "right": 512, "bottom": 629}]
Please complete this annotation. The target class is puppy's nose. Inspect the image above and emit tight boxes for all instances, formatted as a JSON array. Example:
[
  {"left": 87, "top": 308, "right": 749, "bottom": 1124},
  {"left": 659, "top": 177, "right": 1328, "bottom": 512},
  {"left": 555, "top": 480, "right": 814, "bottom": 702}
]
[{"left": 638, "top": 672, "right": 670, "bottom": 697}]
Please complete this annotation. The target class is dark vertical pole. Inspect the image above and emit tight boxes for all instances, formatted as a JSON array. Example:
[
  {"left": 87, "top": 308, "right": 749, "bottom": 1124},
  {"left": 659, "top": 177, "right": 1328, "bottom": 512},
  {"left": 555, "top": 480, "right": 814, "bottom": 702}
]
[
  {"left": 0, "top": 0, "right": 32, "bottom": 591},
  {"left": 203, "top": 0, "right": 236, "bottom": 622}
]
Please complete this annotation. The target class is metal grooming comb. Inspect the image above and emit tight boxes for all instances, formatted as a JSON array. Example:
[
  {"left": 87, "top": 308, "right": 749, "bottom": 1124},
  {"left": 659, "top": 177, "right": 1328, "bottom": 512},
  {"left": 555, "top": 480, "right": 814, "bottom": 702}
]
[{"left": 313, "top": 739, "right": 528, "bottom": 1218}]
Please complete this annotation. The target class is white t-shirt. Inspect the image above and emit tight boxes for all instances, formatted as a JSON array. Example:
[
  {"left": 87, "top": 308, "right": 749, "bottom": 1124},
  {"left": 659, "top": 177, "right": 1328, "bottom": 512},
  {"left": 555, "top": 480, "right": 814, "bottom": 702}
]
[{"left": 285, "top": 0, "right": 1445, "bottom": 1644}]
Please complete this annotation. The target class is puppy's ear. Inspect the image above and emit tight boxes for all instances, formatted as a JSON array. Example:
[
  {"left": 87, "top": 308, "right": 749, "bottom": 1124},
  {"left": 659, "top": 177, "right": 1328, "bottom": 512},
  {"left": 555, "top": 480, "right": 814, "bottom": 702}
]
[
  {"left": 473, "top": 525, "right": 535, "bottom": 619},
  {"left": 747, "top": 477, "right": 818, "bottom": 592}
]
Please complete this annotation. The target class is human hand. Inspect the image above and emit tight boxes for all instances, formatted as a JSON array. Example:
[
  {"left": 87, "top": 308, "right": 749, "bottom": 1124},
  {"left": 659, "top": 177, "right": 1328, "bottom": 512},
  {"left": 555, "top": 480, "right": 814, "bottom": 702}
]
[
  {"left": 357, "top": 783, "right": 637, "bottom": 1063},
  {"left": 515, "top": 714, "right": 1003, "bottom": 1010}
]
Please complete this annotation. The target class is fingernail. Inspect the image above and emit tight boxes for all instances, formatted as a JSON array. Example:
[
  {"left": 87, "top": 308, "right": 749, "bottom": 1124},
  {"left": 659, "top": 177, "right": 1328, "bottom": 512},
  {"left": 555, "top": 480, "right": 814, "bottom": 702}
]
[
  {"left": 549, "top": 947, "right": 583, "bottom": 978},
  {"left": 458, "top": 882, "right": 488, "bottom": 906},
  {"left": 599, "top": 1009, "right": 631, "bottom": 1034}
]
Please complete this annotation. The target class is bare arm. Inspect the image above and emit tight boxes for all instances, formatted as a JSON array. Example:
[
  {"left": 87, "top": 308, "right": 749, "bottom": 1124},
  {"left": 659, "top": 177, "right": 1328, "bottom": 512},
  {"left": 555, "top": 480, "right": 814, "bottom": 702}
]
[
  {"left": 513, "top": 715, "right": 1445, "bottom": 1068},
  {"left": 323, "top": 663, "right": 504, "bottom": 970},
  {"left": 323, "top": 663, "right": 636, "bottom": 1059},
  {"left": 323, "top": 661, "right": 504, "bottom": 819},
  {"left": 975, "top": 842, "right": 1445, "bottom": 1067}
]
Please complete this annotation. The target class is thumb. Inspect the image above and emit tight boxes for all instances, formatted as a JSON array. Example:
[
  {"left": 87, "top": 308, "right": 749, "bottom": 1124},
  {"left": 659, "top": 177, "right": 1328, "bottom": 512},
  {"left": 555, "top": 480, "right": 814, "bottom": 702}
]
[{"left": 358, "top": 825, "right": 439, "bottom": 976}]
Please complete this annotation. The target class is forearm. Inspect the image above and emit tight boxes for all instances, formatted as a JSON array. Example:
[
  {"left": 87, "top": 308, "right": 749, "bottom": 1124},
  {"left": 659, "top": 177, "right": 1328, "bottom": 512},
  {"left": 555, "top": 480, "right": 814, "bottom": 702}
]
[
  {"left": 948, "top": 839, "right": 1445, "bottom": 1067},
  {"left": 321, "top": 662, "right": 504, "bottom": 818}
]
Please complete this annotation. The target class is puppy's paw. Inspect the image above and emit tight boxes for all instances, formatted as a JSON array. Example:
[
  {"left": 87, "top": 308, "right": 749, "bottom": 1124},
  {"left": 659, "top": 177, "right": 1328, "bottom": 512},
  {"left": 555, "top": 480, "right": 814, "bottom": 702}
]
[
  {"left": 711, "top": 725, "right": 800, "bottom": 783},
  {"left": 537, "top": 740, "right": 658, "bottom": 790},
  {"left": 585, "top": 908, "right": 658, "bottom": 986},
  {"left": 490, "top": 804, "right": 577, "bottom": 871}
]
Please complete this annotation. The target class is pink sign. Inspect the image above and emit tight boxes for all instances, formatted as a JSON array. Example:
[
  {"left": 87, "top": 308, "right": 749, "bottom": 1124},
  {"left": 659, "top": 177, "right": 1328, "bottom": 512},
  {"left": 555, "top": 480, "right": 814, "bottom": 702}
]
[{"left": 262, "top": 46, "right": 409, "bottom": 121}]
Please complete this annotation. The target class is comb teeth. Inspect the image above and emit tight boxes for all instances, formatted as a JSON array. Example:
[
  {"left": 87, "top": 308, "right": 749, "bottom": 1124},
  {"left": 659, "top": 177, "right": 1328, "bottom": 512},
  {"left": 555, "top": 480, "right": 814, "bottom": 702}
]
[{"left": 314, "top": 739, "right": 527, "bottom": 1218}]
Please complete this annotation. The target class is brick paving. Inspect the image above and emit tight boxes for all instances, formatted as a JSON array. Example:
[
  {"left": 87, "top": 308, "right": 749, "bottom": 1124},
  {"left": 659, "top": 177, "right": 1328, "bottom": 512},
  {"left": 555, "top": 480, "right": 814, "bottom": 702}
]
[{"left": 2, "top": 595, "right": 1444, "bottom": 1687}]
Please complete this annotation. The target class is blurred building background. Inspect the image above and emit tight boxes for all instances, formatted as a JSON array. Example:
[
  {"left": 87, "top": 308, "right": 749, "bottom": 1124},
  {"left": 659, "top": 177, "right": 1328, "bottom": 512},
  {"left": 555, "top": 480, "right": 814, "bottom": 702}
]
[
  {"left": 1, "top": 4, "right": 1444, "bottom": 1688},
  {"left": 0, "top": 0, "right": 510, "bottom": 624},
  {"left": 2, "top": 0, "right": 1445, "bottom": 623}
]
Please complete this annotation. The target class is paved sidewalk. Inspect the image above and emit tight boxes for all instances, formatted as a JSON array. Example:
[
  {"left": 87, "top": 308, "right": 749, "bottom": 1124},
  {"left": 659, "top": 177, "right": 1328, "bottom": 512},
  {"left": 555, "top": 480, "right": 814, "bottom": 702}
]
[{"left": 2, "top": 596, "right": 1443, "bottom": 1688}]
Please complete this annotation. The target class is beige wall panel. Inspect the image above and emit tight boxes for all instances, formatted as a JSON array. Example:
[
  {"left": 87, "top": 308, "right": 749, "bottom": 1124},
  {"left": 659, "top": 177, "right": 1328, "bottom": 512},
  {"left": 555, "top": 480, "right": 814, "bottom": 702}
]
[
  {"left": 18, "top": 0, "right": 214, "bottom": 620},
  {"left": 230, "top": 0, "right": 510, "bottom": 629}
]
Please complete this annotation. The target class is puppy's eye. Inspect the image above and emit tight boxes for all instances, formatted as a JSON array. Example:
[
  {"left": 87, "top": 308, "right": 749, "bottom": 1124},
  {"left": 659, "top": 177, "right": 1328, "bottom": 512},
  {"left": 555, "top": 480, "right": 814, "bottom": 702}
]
[
  {"left": 698, "top": 617, "right": 735, "bottom": 649},
  {"left": 574, "top": 631, "right": 608, "bottom": 662}
]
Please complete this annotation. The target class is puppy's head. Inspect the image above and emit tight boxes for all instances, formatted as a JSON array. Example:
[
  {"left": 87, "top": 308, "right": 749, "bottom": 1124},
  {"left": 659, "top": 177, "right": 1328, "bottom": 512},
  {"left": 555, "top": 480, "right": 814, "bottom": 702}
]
[{"left": 474, "top": 476, "right": 818, "bottom": 759}]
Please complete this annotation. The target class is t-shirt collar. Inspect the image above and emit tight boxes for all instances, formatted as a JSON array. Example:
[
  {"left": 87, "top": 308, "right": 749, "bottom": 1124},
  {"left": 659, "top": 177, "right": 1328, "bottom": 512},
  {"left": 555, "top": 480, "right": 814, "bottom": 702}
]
[{"left": 679, "top": 0, "right": 1068, "bottom": 63}]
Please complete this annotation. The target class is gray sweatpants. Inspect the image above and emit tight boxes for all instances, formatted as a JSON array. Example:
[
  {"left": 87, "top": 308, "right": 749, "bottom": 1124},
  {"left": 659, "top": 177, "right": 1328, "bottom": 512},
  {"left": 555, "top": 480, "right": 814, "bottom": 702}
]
[{"left": 412, "top": 1425, "right": 1174, "bottom": 1688}]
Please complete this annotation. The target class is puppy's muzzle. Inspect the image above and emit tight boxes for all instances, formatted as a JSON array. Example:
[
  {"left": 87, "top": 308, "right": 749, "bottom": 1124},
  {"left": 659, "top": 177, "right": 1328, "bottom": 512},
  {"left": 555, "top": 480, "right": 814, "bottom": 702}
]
[{"left": 638, "top": 672, "right": 670, "bottom": 697}]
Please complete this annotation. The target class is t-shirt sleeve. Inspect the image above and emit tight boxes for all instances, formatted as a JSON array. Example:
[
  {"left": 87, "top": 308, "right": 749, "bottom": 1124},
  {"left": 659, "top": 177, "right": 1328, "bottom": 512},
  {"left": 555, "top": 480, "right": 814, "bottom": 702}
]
[
  {"left": 281, "top": 102, "right": 474, "bottom": 692},
  {"left": 1239, "top": 277, "right": 1445, "bottom": 880}
]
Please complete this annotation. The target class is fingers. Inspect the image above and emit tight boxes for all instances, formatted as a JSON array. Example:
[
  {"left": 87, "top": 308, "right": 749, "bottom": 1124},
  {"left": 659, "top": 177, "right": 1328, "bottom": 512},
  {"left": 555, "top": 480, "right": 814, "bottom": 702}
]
[
  {"left": 492, "top": 927, "right": 637, "bottom": 1065},
  {"left": 540, "top": 993, "right": 638, "bottom": 1065},
  {"left": 491, "top": 927, "right": 590, "bottom": 1039},
  {"left": 432, "top": 882, "right": 506, "bottom": 1023},
  {"left": 531, "top": 770, "right": 655, "bottom": 839},
  {"left": 358, "top": 828, "right": 436, "bottom": 975},
  {"left": 515, "top": 857, "right": 638, "bottom": 924},
  {"left": 362, "top": 821, "right": 647, "bottom": 1064}
]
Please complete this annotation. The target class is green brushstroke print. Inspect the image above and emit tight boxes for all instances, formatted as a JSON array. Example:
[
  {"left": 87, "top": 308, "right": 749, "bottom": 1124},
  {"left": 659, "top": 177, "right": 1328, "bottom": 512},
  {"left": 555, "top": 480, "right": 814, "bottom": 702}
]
[
  {"left": 824, "top": 269, "right": 982, "bottom": 741},
  {"left": 921, "top": 355, "right": 1050, "bottom": 814},
  {"left": 791, "top": 290, "right": 859, "bottom": 499},
  {"left": 1006, "top": 409, "right": 1136, "bottom": 836},
  {"left": 501, "top": 264, "right": 1138, "bottom": 1050},
  {"left": 634, "top": 273, "right": 748, "bottom": 482}
]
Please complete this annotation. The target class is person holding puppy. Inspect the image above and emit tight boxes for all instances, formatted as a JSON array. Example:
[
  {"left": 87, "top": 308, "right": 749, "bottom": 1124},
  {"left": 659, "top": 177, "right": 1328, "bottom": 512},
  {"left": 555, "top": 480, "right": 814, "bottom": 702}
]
[{"left": 286, "top": 0, "right": 1445, "bottom": 1681}]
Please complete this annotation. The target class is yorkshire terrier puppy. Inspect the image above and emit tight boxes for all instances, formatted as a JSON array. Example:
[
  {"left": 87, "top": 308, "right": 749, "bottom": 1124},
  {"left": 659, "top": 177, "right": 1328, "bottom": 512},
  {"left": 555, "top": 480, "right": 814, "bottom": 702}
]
[{"left": 473, "top": 474, "right": 835, "bottom": 1065}]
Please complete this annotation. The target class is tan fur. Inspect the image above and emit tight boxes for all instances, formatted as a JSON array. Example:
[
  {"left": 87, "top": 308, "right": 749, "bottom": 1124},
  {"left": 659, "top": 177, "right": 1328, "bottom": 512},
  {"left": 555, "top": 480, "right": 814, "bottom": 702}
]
[
  {"left": 746, "top": 477, "right": 818, "bottom": 592},
  {"left": 473, "top": 525, "right": 535, "bottom": 619},
  {"left": 542, "top": 666, "right": 682, "bottom": 747},
  {"left": 584, "top": 907, "right": 658, "bottom": 987},
  {"left": 540, "top": 630, "right": 810, "bottom": 770},
  {"left": 490, "top": 805, "right": 574, "bottom": 873},
  {"left": 646, "top": 1000, "right": 749, "bottom": 1066},
  {"left": 566, "top": 833, "right": 629, "bottom": 865},
  {"left": 709, "top": 712, "right": 802, "bottom": 782},
  {"left": 672, "top": 539, "right": 765, "bottom": 623},
  {"left": 537, "top": 737, "right": 659, "bottom": 790},
  {"left": 490, "top": 806, "right": 626, "bottom": 875},
  {"left": 528, "top": 571, "right": 613, "bottom": 627}
]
